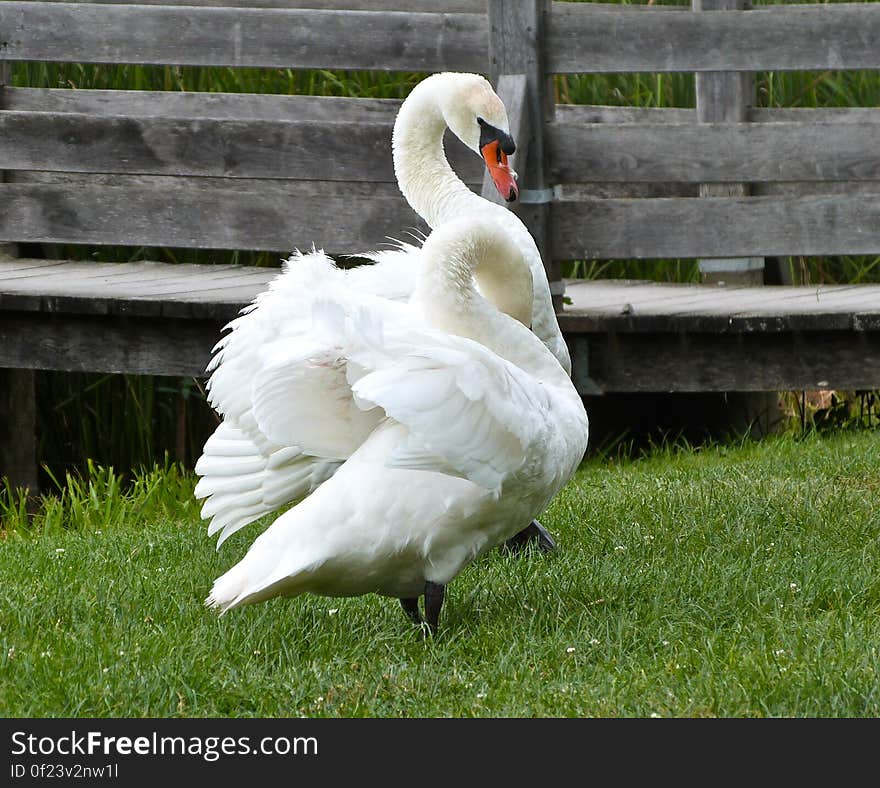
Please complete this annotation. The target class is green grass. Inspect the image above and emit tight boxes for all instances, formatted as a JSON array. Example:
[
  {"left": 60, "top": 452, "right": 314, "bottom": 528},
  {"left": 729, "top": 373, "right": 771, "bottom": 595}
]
[{"left": 2, "top": 429, "right": 879, "bottom": 717}]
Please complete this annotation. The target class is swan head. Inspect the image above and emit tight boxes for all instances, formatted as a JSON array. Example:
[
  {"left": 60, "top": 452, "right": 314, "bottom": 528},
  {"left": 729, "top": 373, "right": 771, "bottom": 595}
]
[{"left": 437, "top": 73, "right": 519, "bottom": 203}]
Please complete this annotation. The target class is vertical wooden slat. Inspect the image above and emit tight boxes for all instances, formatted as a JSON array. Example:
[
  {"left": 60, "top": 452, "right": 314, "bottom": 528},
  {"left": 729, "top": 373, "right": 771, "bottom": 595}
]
[
  {"left": 0, "top": 61, "right": 18, "bottom": 260},
  {"left": 694, "top": 0, "right": 764, "bottom": 286},
  {"left": 693, "top": 0, "right": 780, "bottom": 432},
  {"left": 0, "top": 60, "right": 38, "bottom": 493},
  {"left": 486, "top": 0, "right": 562, "bottom": 310}
]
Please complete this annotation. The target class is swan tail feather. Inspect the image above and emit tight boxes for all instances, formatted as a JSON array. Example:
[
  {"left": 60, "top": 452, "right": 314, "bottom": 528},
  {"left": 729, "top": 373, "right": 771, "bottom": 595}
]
[
  {"left": 195, "top": 423, "right": 342, "bottom": 548},
  {"left": 205, "top": 514, "right": 319, "bottom": 613}
]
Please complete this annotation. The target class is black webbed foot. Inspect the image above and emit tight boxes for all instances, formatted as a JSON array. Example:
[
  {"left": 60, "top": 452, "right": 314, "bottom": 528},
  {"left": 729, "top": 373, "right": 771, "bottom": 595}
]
[
  {"left": 502, "top": 519, "right": 557, "bottom": 554},
  {"left": 400, "top": 597, "right": 422, "bottom": 626}
]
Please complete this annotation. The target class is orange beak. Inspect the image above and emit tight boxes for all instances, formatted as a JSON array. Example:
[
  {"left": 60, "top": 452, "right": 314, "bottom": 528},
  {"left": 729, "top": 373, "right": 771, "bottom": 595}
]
[{"left": 481, "top": 140, "right": 518, "bottom": 203}]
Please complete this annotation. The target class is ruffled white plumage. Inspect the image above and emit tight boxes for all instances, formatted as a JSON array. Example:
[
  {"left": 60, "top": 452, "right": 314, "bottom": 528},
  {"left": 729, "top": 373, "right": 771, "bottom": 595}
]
[
  {"left": 195, "top": 72, "right": 571, "bottom": 547},
  {"left": 204, "top": 218, "right": 588, "bottom": 615}
]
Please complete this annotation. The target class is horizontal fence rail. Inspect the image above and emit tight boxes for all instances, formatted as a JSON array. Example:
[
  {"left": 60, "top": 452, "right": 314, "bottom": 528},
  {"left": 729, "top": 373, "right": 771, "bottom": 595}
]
[
  {"left": 0, "top": 2, "right": 487, "bottom": 71},
  {"left": 553, "top": 195, "right": 880, "bottom": 261},
  {"left": 549, "top": 120, "right": 880, "bottom": 184},
  {"left": 38, "top": 0, "right": 486, "bottom": 9},
  {"left": 6, "top": 2, "right": 880, "bottom": 73},
  {"left": 0, "top": 180, "right": 429, "bottom": 253},
  {"left": 547, "top": 2, "right": 880, "bottom": 73},
  {"left": 0, "top": 110, "right": 482, "bottom": 183},
  {"left": 3, "top": 88, "right": 402, "bottom": 123}
]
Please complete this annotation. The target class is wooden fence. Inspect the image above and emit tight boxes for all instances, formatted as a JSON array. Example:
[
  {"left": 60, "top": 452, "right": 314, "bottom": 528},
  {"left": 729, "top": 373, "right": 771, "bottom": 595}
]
[
  {"left": 2, "top": 0, "right": 880, "bottom": 487},
  {"left": 3, "top": 1, "right": 880, "bottom": 281}
]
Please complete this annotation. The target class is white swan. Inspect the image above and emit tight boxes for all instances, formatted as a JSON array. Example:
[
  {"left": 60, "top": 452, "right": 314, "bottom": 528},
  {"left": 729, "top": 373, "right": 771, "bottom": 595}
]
[
  {"left": 205, "top": 216, "right": 589, "bottom": 631},
  {"left": 195, "top": 72, "right": 570, "bottom": 547}
]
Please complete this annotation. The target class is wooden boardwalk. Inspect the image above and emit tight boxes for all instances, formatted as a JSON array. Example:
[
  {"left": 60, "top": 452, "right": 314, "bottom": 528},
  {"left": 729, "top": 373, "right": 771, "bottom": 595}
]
[
  {"left": 2, "top": 258, "right": 878, "bottom": 393},
  {"left": 562, "top": 280, "right": 880, "bottom": 333},
  {"left": 560, "top": 280, "right": 880, "bottom": 395}
]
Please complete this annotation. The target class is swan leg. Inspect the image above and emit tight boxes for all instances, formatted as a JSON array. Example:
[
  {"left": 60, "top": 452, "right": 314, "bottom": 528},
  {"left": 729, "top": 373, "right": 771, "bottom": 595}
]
[
  {"left": 502, "top": 519, "right": 557, "bottom": 554},
  {"left": 400, "top": 597, "right": 422, "bottom": 626},
  {"left": 423, "top": 582, "right": 445, "bottom": 635}
]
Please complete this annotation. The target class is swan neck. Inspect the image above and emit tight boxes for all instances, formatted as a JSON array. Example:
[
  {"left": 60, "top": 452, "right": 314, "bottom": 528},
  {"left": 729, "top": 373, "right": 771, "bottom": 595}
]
[
  {"left": 412, "top": 228, "right": 532, "bottom": 345},
  {"left": 393, "top": 83, "right": 480, "bottom": 228}
]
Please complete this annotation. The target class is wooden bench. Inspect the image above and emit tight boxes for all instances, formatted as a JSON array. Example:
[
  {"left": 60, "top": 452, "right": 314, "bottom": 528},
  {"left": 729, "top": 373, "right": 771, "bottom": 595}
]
[{"left": 2, "top": 0, "right": 880, "bottom": 491}]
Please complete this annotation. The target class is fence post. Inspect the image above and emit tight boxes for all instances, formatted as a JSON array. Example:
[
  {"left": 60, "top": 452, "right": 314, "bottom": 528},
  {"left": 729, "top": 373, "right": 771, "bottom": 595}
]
[
  {"left": 0, "top": 60, "right": 38, "bottom": 492},
  {"left": 694, "top": 0, "right": 764, "bottom": 286},
  {"left": 484, "top": 0, "right": 562, "bottom": 311},
  {"left": 693, "top": 3, "right": 781, "bottom": 435}
]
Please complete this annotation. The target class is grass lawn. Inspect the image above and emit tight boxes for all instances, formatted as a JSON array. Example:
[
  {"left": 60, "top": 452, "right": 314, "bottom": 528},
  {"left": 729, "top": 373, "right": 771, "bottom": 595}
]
[{"left": 1, "top": 430, "right": 879, "bottom": 718}]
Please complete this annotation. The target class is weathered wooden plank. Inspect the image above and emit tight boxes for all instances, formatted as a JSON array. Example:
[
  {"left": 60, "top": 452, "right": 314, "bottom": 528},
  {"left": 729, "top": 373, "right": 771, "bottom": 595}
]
[
  {"left": 555, "top": 104, "right": 694, "bottom": 125},
  {"left": 0, "top": 180, "right": 430, "bottom": 252},
  {"left": 4, "top": 87, "right": 402, "bottom": 123},
  {"left": 562, "top": 280, "right": 880, "bottom": 333},
  {"left": 0, "top": 110, "right": 480, "bottom": 184},
  {"left": 0, "top": 262, "right": 272, "bottom": 297},
  {"left": 0, "top": 311, "right": 222, "bottom": 376},
  {"left": 0, "top": 367, "right": 37, "bottom": 491},
  {"left": 557, "top": 179, "right": 880, "bottom": 200},
  {"left": 546, "top": 2, "right": 880, "bottom": 73},
  {"left": 6, "top": 263, "right": 878, "bottom": 335},
  {"left": 754, "top": 181, "right": 880, "bottom": 198},
  {"left": 559, "top": 182, "right": 698, "bottom": 199},
  {"left": 52, "top": 0, "right": 485, "bottom": 10},
  {"left": 0, "top": 259, "right": 69, "bottom": 274},
  {"left": 0, "top": 3, "right": 487, "bottom": 71},
  {"left": 694, "top": 0, "right": 762, "bottom": 286},
  {"left": 548, "top": 121, "right": 880, "bottom": 184},
  {"left": 552, "top": 195, "right": 880, "bottom": 260},
  {"left": 566, "top": 331, "right": 880, "bottom": 393},
  {"left": 556, "top": 104, "right": 880, "bottom": 126},
  {"left": 0, "top": 59, "right": 15, "bottom": 260}
]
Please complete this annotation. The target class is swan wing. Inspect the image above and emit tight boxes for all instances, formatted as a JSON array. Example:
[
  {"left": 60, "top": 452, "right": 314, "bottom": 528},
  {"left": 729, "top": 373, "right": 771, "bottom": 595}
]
[
  {"left": 252, "top": 300, "right": 552, "bottom": 493},
  {"left": 194, "top": 422, "right": 341, "bottom": 548},
  {"left": 196, "top": 246, "right": 418, "bottom": 545}
]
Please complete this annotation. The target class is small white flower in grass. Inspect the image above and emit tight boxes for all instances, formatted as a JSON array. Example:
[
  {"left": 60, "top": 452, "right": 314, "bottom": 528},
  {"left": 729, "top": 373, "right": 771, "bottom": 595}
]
[
  {"left": 55, "top": 548, "right": 65, "bottom": 554},
  {"left": 662, "top": 640, "right": 670, "bottom": 646},
  {"left": 589, "top": 638, "right": 600, "bottom": 646},
  {"left": 614, "top": 545, "right": 626, "bottom": 553},
  {"left": 476, "top": 692, "right": 487, "bottom": 700},
  {"left": 789, "top": 582, "right": 799, "bottom": 593},
  {"left": 7, "top": 647, "right": 15, "bottom": 659},
  {"left": 40, "top": 650, "right": 51, "bottom": 658},
  {"left": 157, "top": 568, "right": 164, "bottom": 573},
  {"left": 102, "top": 667, "right": 109, "bottom": 673},
  {"left": 566, "top": 646, "right": 576, "bottom": 654},
  {"left": 328, "top": 608, "right": 339, "bottom": 616},
  {"left": 650, "top": 712, "right": 661, "bottom": 718},
  {"left": 774, "top": 649, "right": 787, "bottom": 658}
]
